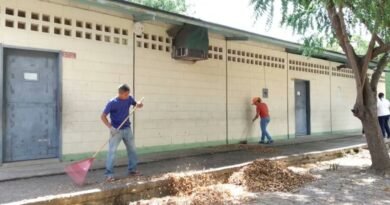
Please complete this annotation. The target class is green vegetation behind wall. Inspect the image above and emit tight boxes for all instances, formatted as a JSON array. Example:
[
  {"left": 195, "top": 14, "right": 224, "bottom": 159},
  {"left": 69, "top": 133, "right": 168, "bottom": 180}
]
[{"left": 387, "top": 73, "right": 390, "bottom": 98}]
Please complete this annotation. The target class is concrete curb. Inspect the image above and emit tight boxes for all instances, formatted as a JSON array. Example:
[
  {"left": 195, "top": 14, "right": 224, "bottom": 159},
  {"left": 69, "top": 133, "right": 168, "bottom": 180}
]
[{"left": 10, "top": 142, "right": 371, "bottom": 205}]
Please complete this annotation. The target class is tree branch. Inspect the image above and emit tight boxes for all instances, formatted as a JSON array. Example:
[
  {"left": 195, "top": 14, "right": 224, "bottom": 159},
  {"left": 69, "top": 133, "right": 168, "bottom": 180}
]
[
  {"left": 337, "top": 64, "right": 350, "bottom": 70},
  {"left": 326, "top": 1, "right": 361, "bottom": 86},
  {"left": 371, "top": 53, "right": 390, "bottom": 91},
  {"left": 337, "top": 5, "right": 359, "bottom": 57},
  {"left": 345, "top": 2, "right": 385, "bottom": 46},
  {"left": 374, "top": 34, "right": 385, "bottom": 46},
  {"left": 326, "top": 4, "right": 346, "bottom": 50},
  {"left": 372, "top": 43, "right": 390, "bottom": 59},
  {"left": 343, "top": 2, "right": 389, "bottom": 60},
  {"left": 361, "top": 35, "right": 377, "bottom": 86}
]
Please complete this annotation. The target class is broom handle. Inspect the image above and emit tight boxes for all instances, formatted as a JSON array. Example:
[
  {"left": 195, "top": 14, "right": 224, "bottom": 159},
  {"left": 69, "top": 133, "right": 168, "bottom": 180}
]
[{"left": 92, "top": 97, "right": 145, "bottom": 158}]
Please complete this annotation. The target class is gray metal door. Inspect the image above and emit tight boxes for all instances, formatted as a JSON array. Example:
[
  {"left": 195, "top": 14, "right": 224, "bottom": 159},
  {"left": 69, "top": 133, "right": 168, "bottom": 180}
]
[
  {"left": 4, "top": 49, "right": 59, "bottom": 162},
  {"left": 295, "top": 80, "right": 310, "bottom": 136}
]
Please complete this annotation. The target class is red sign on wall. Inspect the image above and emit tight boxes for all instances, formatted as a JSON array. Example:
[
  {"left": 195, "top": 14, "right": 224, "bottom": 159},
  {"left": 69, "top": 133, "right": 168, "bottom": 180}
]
[{"left": 63, "top": 51, "right": 77, "bottom": 59}]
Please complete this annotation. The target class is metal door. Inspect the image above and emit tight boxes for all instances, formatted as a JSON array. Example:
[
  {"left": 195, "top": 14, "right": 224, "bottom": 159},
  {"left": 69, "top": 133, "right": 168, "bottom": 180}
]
[
  {"left": 4, "top": 48, "right": 59, "bottom": 162},
  {"left": 295, "top": 80, "right": 310, "bottom": 136}
]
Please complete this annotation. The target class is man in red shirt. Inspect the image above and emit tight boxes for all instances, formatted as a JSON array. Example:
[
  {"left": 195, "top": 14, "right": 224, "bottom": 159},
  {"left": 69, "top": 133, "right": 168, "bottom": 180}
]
[{"left": 252, "top": 97, "right": 274, "bottom": 144}]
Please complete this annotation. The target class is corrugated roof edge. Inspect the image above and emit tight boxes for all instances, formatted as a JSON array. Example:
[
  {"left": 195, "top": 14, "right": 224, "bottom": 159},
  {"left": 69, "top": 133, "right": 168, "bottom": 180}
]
[{"left": 102, "top": 0, "right": 377, "bottom": 67}]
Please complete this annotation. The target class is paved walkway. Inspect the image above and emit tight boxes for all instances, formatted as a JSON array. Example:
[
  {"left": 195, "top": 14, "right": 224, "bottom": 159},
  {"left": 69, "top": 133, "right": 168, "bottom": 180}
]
[
  {"left": 0, "top": 132, "right": 359, "bottom": 182},
  {"left": 0, "top": 135, "right": 367, "bottom": 204}
]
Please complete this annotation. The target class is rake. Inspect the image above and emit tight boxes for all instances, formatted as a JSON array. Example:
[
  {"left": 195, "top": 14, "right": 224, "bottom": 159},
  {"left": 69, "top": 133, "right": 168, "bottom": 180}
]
[{"left": 239, "top": 121, "right": 254, "bottom": 144}]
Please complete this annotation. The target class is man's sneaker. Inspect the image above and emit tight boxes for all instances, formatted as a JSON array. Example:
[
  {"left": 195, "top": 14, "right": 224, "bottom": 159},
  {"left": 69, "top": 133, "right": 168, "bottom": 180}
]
[
  {"left": 128, "top": 171, "right": 143, "bottom": 177},
  {"left": 267, "top": 140, "right": 274, "bottom": 144},
  {"left": 105, "top": 176, "right": 115, "bottom": 182},
  {"left": 258, "top": 141, "right": 266, "bottom": 144}
]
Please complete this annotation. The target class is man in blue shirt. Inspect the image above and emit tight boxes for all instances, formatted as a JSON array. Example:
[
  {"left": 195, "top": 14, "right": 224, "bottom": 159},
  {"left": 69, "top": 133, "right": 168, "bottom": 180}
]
[{"left": 101, "top": 84, "right": 143, "bottom": 181}]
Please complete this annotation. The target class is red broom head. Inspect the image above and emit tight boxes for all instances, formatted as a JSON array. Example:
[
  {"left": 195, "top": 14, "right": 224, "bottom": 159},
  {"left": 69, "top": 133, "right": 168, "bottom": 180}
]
[{"left": 65, "top": 158, "right": 94, "bottom": 186}]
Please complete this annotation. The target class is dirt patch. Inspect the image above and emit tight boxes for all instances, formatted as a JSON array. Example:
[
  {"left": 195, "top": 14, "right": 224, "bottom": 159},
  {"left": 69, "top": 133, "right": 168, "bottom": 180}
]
[
  {"left": 229, "top": 159, "right": 315, "bottom": 192},
  {"left": 247, "top": 149, "right": 390, "bottom": 205}
]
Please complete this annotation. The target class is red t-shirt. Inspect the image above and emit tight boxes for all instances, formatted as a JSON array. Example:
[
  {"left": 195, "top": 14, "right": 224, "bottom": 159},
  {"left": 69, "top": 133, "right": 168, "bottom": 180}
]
[{"left": 256, "top": 103, "right": 270, "bottom": 118}]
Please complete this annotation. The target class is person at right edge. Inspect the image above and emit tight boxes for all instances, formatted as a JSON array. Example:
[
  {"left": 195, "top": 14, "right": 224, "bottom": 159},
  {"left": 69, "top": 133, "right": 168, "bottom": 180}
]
[
  {"left": 377, "top": 92, "right": 390, "bottom": 139},
  {"left": 252, "top": 97, "right": 274, "bottom": 144}
]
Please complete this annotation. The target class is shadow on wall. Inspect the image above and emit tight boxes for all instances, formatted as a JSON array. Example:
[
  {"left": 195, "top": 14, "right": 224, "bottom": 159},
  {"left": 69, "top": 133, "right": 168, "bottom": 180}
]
[{"left": 244, "top": 97, "right": 255, "bottom": 137}]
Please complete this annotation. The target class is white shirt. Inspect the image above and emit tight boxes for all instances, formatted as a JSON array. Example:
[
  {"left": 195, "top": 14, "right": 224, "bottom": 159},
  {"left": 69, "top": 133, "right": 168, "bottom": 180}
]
[{"left": 377, "top": 98, "right": 390, "bottom": 116}]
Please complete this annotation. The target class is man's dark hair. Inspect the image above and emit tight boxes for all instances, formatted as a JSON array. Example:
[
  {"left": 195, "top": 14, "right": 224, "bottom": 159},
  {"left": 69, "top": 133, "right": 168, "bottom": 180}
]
[
  {"left": 118, "top": 84, "right": 130, "bottom": 93},
  {"left": 379, "top": 92, "right": 385, "bottom": 99}
]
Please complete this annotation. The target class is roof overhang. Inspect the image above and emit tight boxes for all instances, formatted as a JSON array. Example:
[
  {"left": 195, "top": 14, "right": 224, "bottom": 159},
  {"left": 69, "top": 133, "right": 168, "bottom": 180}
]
[{"left": 69, "top": 0, "right": 382, "bottom": 69}]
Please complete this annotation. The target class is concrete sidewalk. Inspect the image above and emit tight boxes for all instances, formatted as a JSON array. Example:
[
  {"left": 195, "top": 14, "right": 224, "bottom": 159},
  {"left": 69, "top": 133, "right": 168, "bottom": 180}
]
[
  {"left": 0, "top": 132, "right": 359, "bottom": 182},
  {"left": 0, "top": 135, "right": 371, "bottom": 204}
]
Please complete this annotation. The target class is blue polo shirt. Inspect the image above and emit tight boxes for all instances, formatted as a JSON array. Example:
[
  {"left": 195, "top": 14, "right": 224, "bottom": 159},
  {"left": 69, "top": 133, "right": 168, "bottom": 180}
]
[{"left": 103, "top": 96, "right": 137, "bottom": 129}]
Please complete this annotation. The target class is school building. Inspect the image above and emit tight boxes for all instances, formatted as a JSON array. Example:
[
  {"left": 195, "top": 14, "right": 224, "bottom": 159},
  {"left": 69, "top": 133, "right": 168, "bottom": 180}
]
[{"left": 0, "top": 0, "right": 385, "bottom": 164}]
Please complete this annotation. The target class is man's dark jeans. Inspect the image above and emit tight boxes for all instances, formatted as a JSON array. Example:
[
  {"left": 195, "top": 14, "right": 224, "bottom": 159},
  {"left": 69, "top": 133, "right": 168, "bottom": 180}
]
[{"left": 378, "top": 115, "right": 390, "bottom": 138}]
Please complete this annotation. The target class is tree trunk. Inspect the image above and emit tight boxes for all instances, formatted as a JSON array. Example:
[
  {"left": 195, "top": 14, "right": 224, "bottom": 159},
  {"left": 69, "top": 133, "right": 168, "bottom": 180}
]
[
  {"left": 356, "top": 78, "right": 390, "bottom": 173},
  {"left": 361, "top": 113, "right": 390, "bottom": 172}
]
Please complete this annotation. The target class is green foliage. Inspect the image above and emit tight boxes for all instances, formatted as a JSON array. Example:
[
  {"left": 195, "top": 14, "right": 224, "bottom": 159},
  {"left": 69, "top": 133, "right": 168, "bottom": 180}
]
[
  {"left": 126, "top": 0, "right": 188, "bottom": 13},
  {"left": 350, "top": 0, "right": 390, "bottom": 42},
  {"left": 326, "top": 35, "right": 369, "bottom": 55},
  {"left": 386, "top": 73, "right": 390, "bottom": 98},
  {"left": 250, "top": 0, "right": 390, "bottom": 58},
  {"left": 301, "top": 36, "right": 326, "bottom": 56}
]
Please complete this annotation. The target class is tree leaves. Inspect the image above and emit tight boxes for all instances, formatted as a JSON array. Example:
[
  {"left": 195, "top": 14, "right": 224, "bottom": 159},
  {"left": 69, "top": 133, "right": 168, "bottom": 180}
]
[
  {"left": 250, "top": 0, "right": 390, "bottom": 60},
  {"left": 126, "top": 0, "right": 188, "bottom": 13}
]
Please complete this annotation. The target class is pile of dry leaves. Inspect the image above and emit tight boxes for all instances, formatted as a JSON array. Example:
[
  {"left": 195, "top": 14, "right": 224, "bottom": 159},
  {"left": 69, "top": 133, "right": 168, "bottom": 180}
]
[
  {"left": 162, "top": 159, "right": 314, "bottom": 204},
  {"left": 190, "top": 186, "right": 233, "bottom": 205},
  {"left": 167, "top": 173, "right": 245, "bottom": 205},
  {"left": 229, "top": 159, "right": 314, "bottom": 192},
  {"left": 167, "top": 173, "right": 218, "bottom": 196}
]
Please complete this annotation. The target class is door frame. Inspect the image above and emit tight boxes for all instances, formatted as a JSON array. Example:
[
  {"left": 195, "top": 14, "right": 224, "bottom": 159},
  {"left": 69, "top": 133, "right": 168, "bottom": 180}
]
[
  {"left": 0, "top": 44, "right": 63, "bottom": 165},
  {"left": 294, "top": 79, "right": 311, "bottom": 136}
]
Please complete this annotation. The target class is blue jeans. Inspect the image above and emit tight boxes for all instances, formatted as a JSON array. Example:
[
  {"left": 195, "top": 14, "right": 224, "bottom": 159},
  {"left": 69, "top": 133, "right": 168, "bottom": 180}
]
[
  {"left": 378, "top": 115, "right": 390, "bottom": 138},
  {"left": 105, "top": 128, "right": 137, "bottom": 177},
  {"left": 260, "top": 117, "right": 273, "bottom": 142}
]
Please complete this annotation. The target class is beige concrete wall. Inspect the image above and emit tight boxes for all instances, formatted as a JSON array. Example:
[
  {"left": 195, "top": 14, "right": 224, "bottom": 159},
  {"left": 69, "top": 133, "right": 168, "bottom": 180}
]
[
  {"left": 134, "top": 23, "right": 227, "bottom": 147},
  {"left": 0, "top": 0, "right": 380, "bottom": 158},
  {"left": 330, "top": 63, "right": 360, "bottom": 132},
  {"left": 227, "top": 42, "right": 287, "bottom": 142},
  {"left": 330, "top": 67, "right": 387, "bottom": 132},
  {"left": 287, "top": 54, "right": 332, "bottom": 135},
  {"left": 0, "top": 0, "right": 134, "bottom": 154}
]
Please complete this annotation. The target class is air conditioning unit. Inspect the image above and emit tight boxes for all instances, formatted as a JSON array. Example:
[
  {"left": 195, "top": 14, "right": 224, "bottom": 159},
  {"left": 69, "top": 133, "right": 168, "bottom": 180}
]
[
  {"left": 168, "top": 24, "right": 209, "bottom": 61},
  {"left": 173, "top": 47, "right": 207, "bottom": 61}
]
